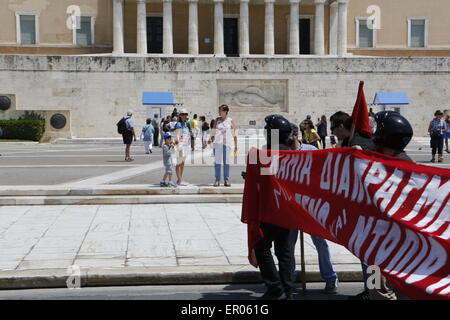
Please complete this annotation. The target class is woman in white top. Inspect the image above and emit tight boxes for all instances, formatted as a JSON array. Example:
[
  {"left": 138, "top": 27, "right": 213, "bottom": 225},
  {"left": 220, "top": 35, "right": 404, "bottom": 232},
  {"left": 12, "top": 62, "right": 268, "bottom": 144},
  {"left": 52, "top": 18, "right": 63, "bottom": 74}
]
[{"left": 208, "top": 104, "right": 238, "bottom": 187}]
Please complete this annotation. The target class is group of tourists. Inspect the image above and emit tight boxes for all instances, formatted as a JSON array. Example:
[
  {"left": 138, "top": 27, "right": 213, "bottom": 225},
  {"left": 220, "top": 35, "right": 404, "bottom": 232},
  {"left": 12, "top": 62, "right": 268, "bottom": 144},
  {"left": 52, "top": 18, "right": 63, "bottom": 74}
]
[{"left": 117, "top": 105, "right": 238, "bottom": 187}]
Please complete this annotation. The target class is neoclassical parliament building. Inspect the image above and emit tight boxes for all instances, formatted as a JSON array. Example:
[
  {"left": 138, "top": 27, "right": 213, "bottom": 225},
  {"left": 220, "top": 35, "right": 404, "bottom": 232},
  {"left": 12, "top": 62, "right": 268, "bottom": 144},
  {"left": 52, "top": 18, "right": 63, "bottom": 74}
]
[
  {"left": 1, "top": 0, "right": 449, "bottom": 57},
  {"left": 0, "top": 0, "right": 449, "bottom": 138}
]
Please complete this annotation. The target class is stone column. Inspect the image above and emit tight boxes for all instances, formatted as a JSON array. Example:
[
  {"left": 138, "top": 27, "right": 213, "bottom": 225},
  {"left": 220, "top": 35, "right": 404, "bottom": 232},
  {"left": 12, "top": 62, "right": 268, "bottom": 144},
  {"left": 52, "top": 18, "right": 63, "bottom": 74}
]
[
  {"left": 329, "top": 0, "right": 338, "bottom": 55},
  {"left": 314, "top": 0, "right": 325, "bottom": 55},
  {"left": 289, "top": 0, "right": 300, "bottom": 55},
  {"left": 337, "top": 0, "right": 348, "bottom": 56},
  {"left": 214, "top": 0, "right": 224, "bottom": 56},
  {"left": 136, "top": 0, "right": 147, "bottom": 54},
  {"left": 239, "top": 0, "right": 250, "bottom": 56},
  {"left": 264, "top": 0, "right": 275, "bottom": 56},
  {"left": 163, "top": 0, "right": 173, "bottom": 55},
  {"left": 188, "top": 0, "right": 199, "bottom": 55},
  {"left": 113, "top": 0, "right": 124, "bottom": 55}
]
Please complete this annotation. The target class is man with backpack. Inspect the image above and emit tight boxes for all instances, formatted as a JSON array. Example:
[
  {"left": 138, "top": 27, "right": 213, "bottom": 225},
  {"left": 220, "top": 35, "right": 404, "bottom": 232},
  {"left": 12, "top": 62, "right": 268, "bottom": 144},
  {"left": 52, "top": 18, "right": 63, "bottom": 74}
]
[{"left": 117, "top": 111, "right": 136, "bottom": 162}]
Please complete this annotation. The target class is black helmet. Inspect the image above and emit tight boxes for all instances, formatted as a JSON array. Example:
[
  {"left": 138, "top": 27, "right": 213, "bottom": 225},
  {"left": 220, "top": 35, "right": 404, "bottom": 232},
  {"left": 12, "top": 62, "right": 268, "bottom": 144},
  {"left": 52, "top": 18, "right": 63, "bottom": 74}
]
[
  {"left": 264, "top": 114, "right": 292, "bottom": 132},
  {"left": 290, "top": 122, "right": 299, "bottom": 134},
  {"left": 374, "top": 111, "right": 413, "bottom": 151},
  {"left": 264, "top": 114, "right": 293, "bottom": 147}
]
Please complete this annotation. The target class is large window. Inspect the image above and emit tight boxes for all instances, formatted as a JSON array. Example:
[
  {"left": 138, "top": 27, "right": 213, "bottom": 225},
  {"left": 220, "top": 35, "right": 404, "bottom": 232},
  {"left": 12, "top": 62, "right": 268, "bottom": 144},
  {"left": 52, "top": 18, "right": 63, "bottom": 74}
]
[
  {"left": 75, "top": 16, "right": 95, "bottom": 46},
  {"left": 356, "top": 18, "right": 375, "bottom": 48},
  {"left": 16, "top": 13, "right": 38, "bottom": 44},
  {"left": 408, "top": 18, "right": 428, "bottom": 48}
]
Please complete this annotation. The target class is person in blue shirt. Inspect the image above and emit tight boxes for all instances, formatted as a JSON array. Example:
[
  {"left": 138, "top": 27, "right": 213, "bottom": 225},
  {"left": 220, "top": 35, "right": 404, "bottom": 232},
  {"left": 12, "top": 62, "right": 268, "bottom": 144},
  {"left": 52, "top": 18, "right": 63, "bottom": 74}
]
[{"left": 141, "top": 118, "right": 155, "bottom": 154}]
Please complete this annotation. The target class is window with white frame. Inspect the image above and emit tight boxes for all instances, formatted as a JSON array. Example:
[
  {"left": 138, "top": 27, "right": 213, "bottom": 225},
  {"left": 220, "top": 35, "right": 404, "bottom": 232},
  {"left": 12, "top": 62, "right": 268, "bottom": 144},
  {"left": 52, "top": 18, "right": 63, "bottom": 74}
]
[
  {"left": 17, "top": 14, "right": 38, "bottom": 45},
  {"left": 408, "top": 18, "right": 427, "bottom": 48},
  {"left": 75, "top": 16, "right": 95, "bottom": 46},
  {"left": 356, "top": 18, "right": 375, "bottom": 48}
]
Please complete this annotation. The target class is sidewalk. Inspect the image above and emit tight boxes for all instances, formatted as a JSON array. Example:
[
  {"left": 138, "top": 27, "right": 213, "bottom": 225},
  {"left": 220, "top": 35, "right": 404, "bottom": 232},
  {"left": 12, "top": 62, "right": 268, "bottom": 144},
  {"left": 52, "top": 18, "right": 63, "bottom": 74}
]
[{"left": 0, "top": 203, "right": 362, "bottom": 289}]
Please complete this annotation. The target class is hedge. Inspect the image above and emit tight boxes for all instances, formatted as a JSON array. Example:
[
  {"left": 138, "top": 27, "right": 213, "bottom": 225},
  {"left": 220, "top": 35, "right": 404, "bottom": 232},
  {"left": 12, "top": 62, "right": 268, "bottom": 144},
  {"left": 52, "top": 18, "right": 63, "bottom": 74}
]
[{"left": 0, "top": 119, "right": 45, "bottom": 141}]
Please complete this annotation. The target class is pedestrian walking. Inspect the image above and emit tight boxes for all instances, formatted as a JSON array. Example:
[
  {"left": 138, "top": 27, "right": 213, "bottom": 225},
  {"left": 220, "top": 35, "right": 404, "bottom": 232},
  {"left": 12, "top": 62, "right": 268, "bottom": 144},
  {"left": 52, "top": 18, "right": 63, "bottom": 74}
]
[
  {"left": 190, "top": 114, "right": 199, "bottom": 151},
  {"left": 443, "top": 110, "right": 450, "bottom": 153},
  {"left": 141, "top": 118, "right": 155, "bottom": 154},
  {"left": 428, "top": 110, "right": 448, "bottom": 163},
  {"left": 200, "top": 116, "right": 210, "bottom": 149},
  {"left": 117, "top": 111, "right": 136, "bottom": 162},
  {"left": 208, "top": 104, "right": 238, "bottom": 187},
  {"left": 151, "top": 114, "right": 160, "bottom": 147},
  {"left": 160, "top": 115, "right": 171, "bottom": 146},
  {"left": 160, "top": 133, "right": 177, "bottom": 188},
  {"left": 174, "top": 109, "right": 191, "bottom": 186},
  {"left": 316, "top": 115, "right": 328, "bottom": 149}
]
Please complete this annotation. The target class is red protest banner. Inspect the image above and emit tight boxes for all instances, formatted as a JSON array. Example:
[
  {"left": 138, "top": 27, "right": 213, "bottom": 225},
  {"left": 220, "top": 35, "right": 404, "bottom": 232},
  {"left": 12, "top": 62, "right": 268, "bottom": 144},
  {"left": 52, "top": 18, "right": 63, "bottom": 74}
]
[{"left": 241, "top": 148, "right": 450, "bottom": 300}]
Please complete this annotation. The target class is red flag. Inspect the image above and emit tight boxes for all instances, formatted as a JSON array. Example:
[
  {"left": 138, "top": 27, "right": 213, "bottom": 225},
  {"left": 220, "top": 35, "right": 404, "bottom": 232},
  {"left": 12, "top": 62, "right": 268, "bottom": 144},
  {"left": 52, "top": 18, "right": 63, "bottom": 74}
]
[{"left": 351, "top": 81, "right": 372, "bottom": 138}]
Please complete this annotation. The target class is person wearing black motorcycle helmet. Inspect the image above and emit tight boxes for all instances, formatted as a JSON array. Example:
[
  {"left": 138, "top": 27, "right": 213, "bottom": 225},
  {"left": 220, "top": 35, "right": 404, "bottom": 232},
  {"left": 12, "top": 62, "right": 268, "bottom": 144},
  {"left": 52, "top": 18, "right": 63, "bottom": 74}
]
[
  {"left": 253, "top": 114, "right": 298, "bottom": 300},
  {"left": 373, "top": 110, "right": 413, "bottom": 161},
  {"left": 264, "top": 114, "right": 293, "bottom": 150},
  {"left": 350, "top": 111, "right": 413, "bottom": 301}
]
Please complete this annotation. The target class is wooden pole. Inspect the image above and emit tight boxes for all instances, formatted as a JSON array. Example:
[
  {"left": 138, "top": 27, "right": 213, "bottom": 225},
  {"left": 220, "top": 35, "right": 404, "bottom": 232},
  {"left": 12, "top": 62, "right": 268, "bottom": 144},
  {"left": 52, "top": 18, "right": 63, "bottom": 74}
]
[{"left": 300, "top": 231, "right": 306, "bottom": 292}]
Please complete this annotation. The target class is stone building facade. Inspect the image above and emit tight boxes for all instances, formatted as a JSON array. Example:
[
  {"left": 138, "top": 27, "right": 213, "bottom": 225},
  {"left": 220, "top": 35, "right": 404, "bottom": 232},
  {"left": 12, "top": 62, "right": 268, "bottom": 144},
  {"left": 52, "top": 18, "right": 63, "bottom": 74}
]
[
  {"left": 0, "top": 1, "right": 449, "bottom": 139},
  {"left": 1, "top": 0, "right": 449, "bottom": 57}
]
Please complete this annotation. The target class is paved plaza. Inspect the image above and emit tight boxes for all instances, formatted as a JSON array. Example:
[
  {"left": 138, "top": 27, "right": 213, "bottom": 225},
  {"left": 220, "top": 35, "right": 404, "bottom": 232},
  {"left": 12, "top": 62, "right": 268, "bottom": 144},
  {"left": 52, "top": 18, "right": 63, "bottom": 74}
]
[{"left": 0, "top": 136, "right": 448, "bottom": 186}]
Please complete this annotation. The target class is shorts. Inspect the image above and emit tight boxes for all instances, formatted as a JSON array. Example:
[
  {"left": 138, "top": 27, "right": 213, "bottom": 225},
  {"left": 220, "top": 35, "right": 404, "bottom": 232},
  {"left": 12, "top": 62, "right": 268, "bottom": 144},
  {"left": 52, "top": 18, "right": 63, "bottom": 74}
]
[
  {"left": 177, "top": 144, "right": 189, "bottom": 160},
  {"left": 165, "top": 164, "right": 173, "bottom": 175},
  {"left": 122, "top": 131, "right": 133, "bottom": 145}
]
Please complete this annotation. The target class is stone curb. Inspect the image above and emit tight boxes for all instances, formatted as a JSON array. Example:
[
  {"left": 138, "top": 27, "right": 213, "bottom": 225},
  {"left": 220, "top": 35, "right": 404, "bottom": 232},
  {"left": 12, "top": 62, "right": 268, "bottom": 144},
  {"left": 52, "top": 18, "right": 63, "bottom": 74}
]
[
  {"left": 0, "top": 266, "right": 363, "bottom": 290},
  {"left": 0, "top": 185, "right": 244, "bottom": 197},
  {"left": 0, "top": 142, "right": 39, "bottom": 145},
  {"left": 0, "top": 194, "right": 244, "bottom": 206}
]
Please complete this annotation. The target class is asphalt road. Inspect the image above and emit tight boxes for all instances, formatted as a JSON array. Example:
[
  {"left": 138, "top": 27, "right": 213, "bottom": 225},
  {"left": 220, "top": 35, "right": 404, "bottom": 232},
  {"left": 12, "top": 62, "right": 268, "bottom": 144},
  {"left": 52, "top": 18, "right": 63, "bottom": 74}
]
[{"left": 0, "top": 282, "right": 364, "bottom": 300}]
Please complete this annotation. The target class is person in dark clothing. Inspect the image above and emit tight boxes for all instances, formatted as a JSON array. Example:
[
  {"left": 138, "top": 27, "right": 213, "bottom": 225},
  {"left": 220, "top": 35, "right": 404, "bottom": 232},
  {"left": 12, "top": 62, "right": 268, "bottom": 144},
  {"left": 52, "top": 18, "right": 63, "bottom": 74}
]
[
  {"left": 428, "top": 110, "right": 448, "bottom": 163},
  {"left": 151, "top": 114, "right": 160, "bottom": 147},
  {"left": 366, "top": 111, "right": 413, "bottom": 300},
  {"left": 316, "top": 115, "right": 328, "bottom": 149},
  {"left": 254, "top": 114, "right": 297, "bottom": 300}
]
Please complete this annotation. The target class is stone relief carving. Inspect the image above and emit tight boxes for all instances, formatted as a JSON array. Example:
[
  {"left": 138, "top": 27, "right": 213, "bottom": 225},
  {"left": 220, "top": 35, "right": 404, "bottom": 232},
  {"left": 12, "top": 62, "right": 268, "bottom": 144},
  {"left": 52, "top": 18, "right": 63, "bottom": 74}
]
[{"left": 218, "top": 80, "right": 287, "bottom": 111}]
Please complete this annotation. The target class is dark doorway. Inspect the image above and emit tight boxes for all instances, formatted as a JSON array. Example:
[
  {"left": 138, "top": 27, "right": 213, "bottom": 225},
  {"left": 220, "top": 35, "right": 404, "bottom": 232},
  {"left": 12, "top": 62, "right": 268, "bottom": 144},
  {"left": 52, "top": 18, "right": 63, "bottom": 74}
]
[
  {"left": 224, "top": 18, "right": 239, "bottom": 57},
  {"left": 299, "top": 18, "right": 311, "bottom": 54},
  {"left": 147, "top": 17, "right": 163, "bottom": 53}
]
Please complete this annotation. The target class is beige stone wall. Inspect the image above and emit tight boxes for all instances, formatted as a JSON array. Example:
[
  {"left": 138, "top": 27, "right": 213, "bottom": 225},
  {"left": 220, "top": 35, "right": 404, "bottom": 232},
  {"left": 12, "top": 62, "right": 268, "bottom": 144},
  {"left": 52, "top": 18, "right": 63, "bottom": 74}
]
[{"left": 1, "top": 55, "right": 448, "bottom": 138}]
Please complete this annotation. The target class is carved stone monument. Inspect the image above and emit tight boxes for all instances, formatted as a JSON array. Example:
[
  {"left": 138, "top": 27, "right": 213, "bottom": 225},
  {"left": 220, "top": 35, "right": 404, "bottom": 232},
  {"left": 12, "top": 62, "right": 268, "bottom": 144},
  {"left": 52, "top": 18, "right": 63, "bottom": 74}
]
[{"left": 218, "top": 80, "right": 288, "bottom": 113}]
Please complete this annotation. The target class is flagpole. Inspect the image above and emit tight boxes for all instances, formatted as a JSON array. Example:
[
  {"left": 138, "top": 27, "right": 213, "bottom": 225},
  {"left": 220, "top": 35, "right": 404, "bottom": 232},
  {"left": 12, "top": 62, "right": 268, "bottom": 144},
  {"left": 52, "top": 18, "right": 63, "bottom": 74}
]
[{"left": 299, "top": 231, "right": 306, "bottom": 293}]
